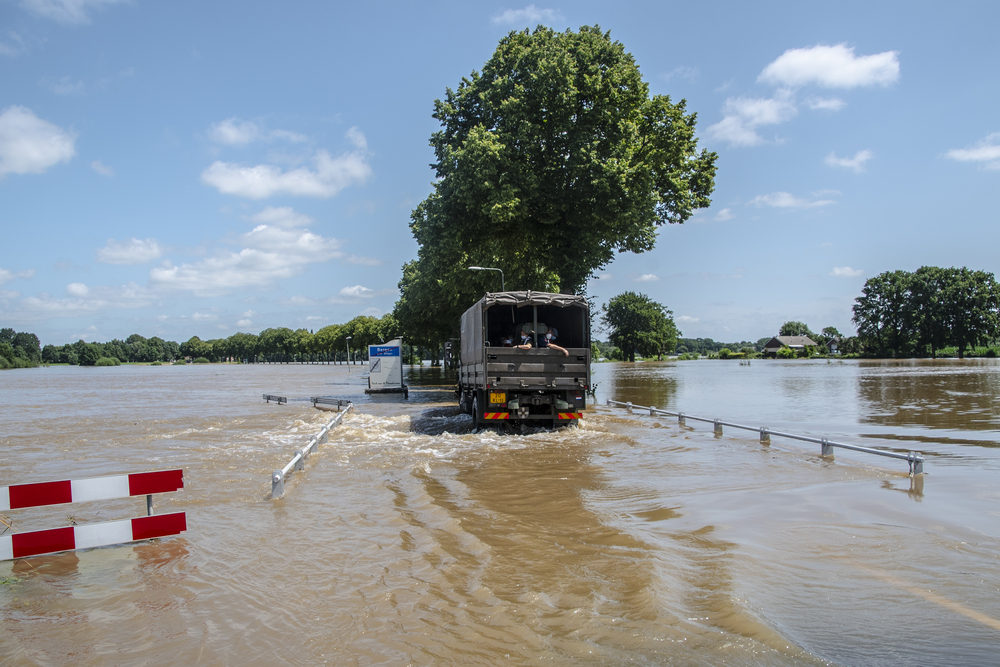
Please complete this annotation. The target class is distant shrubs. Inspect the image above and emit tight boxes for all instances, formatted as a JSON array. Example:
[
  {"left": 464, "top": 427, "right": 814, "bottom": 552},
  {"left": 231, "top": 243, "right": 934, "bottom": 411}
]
[
  {"left": 675, "top": 352, "right": 700, "bottom": 360},
  {"left": 94, "top": 357, "right": 120, "bottom": 366},
  {"left": 776, "top": 347, "right": 797, "bottom": 359},
  {"left": 150, "top": 361, "right": 162, "bottom": 366},
  {"left": 172, "top": 360, "right": 187, "bottom": 365},
  {"left": 193, "top": 357, "right": 210, "bottom": 364}
]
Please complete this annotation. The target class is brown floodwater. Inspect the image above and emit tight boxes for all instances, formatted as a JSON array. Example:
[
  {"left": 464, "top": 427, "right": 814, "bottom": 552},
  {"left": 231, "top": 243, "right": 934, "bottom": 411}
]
[{"left": 1, "top": 359, "right": 999, "bottom": 666}]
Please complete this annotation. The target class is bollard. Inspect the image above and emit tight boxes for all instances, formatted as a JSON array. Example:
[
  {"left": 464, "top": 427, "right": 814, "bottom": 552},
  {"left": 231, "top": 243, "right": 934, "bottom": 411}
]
[
  {"left": 713, "top": 419, "right": 723, "bottom": 436},
  {"left": 760, "top": 427, "right": 770, "bottom": 445},
  {"left": 678, "top": 412, "right": 685, "bottom": 427},
  {"left": 272, "top": 470, "right": 284, "bottom": 499},
  {"left": 649, "top": 407, "right": 657, "bottom": 417},
  {"left": 821, "top": 438, "right": 834, "bottom": 458},
  {"left": 626, "top": 402, "right": 633, "bottom": 414}
]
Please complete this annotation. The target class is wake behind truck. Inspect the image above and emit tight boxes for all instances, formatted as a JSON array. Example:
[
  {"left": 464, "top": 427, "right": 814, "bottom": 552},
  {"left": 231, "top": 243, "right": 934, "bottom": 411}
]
[{"left": 457, "top": 291, "right": 591, "bottom": 428}]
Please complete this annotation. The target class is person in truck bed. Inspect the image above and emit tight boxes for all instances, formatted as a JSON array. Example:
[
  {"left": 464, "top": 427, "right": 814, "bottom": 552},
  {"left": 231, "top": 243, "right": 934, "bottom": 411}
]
[{"left": 514, "top": 326, "right": 568, "bottom": 356}]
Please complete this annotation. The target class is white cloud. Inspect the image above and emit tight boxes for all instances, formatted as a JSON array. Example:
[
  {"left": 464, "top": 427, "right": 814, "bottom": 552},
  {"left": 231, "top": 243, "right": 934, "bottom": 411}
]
[
  {"left": 91, "top": 159, "right": 114, "bottom": 177},
  {"left": 0, "top": 31, "right": 26, "bottom": 57},
  {"left": 236, "top": 319, "right": 252, "bottom": 328},
  {"left": 664, "top": 66, "right": 699, "bottom": 81},
  {"left": 946, "top": 132, "right": 1000, "bottom": 169},
  {"left": 595, "top": 272, "right": 614, "bottom": 281},
  {"left": 0, "top": 290, "right": 20, "bottom": 299},
  {"left": 343, "top": 254, "right": 383, "bottom": 266},
  {"left": 749, "top": 191, "right": 836, "bottom": 209},
  {"left": 806, "top": 96, "right": 846, "bottom": 111},
  {"left": 0, "top": 268, "right": 35, "bottom": 284},
  {"left": 242, "top": 309, "right": 256, "bottom": 318},
  {"left": 0, "top": 106, "right": 76, "bottom": 177},
  {"left": 20, "top": 0, "right": 128, "bottom": 25},
  {"left": 634, "top": 274, "right": 659, "bottom": 282},
  {"left": 250, "top": 206, "right": 314, "bottom": 228},
  {"left": 18, "top": 282, "right": 150, "bottom": 317},
  {"left": 201, "top": 129, "right": 371, "bottom": 198},
  {"left": 192, "top": 312, "right": 216, "bottom": 321},
  {"left": 707, "top": 89, "right": 797, "bottom": 147},
  {"left": 759, "top": 44, "right": 900, "bottom": 89},
  {"left": 339, "top": 285, "right": 376, "bottom": 298},
  {"left": 149, "top": 224, "right": 345, "bottom": 296},
  {"left": 208, "top": 118, "right": 261, "bottom": 146},
  {"left": 677, "top": 315, "right": 700, "bottom": 324},
  {"left": 491, "top": 5, "right": 561, "bottom": 25},
  {"left": 97, "top": 238, "right": 164, "bottom": 265},
  {"left": 208, "top": 118, "right": 310, "bottom": 146},
  {"left": 826, "top": 149, "right": 873, "bottom": 173},
  {"left": 714, "top": 208, "right": 735, "bottom": 221},
  {"left": 831, "top": 266, "right": 864, "bottom": 278},
  {"left": 49, "top": 76, "right": 85, "bottom": 95}
]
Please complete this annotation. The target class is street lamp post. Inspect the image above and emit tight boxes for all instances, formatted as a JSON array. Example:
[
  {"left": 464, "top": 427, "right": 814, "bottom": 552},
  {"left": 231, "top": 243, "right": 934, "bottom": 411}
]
[
  {"left": 345, "top": 336, "right": 352, "bottom": 372},
  {"left": 468, "top": 266, "right": 505, "bottom": 292}
]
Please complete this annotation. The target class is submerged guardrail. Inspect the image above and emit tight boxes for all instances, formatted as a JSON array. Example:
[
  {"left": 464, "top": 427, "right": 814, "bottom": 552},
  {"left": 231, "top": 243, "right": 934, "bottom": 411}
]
[
  {"left": 271, "top": 405, "right": 353, "bottom": 499},
  {"left": 606, "top": 400, "right": 925, "bottom": 476}
]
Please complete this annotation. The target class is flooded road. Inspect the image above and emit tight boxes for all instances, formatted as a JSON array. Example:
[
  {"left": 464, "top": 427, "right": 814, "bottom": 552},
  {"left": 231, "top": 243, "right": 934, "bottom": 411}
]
[{"left": 1, "top": 359, "right": 999, "bottom": 665}]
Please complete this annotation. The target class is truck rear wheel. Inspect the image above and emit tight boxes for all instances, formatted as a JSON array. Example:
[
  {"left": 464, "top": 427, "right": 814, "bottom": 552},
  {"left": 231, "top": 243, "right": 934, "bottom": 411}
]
[{"left": 459, "top": 388, "right": 470, "bottom": 414}]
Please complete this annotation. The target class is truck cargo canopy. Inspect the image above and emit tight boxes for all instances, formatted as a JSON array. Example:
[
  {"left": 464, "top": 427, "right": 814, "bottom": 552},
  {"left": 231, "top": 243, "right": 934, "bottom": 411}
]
[{"left": 479, "top": 291, "right": 589, "bottom": 309}]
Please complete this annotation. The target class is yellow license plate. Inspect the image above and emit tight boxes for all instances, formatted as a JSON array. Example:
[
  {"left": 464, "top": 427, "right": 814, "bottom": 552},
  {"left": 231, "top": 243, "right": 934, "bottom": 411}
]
[{"left": 490, "top": 392, "right": 506, "bottom": 404}]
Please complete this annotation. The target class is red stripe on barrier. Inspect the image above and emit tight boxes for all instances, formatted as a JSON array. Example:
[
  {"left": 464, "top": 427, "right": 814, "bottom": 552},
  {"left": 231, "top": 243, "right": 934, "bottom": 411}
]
[
  {"left": 128, "top": 469, "right": 183, "bottom": 496},
  {"left": 9, "top": 480, "right": 72, "bottom": 509},
  {"left": 131, "top": 512, "right": 187, "bottom": 540},
  {"left": 12, "top": 526, "right": 75, "bottom": 559}
]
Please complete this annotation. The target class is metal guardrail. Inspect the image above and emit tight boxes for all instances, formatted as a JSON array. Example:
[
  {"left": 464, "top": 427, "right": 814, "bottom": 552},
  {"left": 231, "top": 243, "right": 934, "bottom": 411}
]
[
  {"left": 263, "top": 394, "right": 287, "bottom": 405},
  {"left": 606, "top": 400, "right": 925, "bottom": 475},
  {"left": 271, "top": 405, "right": 353, "bottom": 499},
  {"left": 310, "top": 396, "right": 352, "bottom": 410}
]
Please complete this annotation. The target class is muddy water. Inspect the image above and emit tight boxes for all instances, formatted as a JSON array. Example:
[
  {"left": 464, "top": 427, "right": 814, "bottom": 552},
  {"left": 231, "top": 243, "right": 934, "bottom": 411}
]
[{"left": 1, "top": 360, "right": 999, "bottom": 666}]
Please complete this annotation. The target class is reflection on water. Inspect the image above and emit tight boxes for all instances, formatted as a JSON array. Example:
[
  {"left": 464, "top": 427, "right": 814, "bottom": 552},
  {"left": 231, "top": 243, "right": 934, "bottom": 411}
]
[{"left": 0, "top": 361, "right": 998, "bottom": 665}]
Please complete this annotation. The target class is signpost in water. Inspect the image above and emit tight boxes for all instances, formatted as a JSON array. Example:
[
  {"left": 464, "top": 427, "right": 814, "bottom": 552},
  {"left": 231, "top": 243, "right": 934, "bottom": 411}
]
[{"left": 365, "top": 338, "right": 408, "bottom": 398}]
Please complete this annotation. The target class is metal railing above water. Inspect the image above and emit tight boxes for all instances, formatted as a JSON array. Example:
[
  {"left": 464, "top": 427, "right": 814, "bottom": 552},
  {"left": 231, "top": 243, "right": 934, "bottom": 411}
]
[
  {"left": 271, "top": 405, "right": 353, "bottom": 499},
  {"left": 606, "top": 399, "right": 925, "bottom": 476}
]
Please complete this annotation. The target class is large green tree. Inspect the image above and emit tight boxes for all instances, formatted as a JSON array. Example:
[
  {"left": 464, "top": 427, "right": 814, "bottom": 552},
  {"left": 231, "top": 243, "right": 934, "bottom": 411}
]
[
  {"left": 397, "top": 25, "right": 716, "bottom": 344},
  {"left": 601, "top": 292, "right": 679, "bottom": 362}
]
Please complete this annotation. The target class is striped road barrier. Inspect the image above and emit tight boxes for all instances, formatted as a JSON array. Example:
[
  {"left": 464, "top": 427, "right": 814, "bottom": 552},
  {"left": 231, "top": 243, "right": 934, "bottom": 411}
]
[{"left": 1, "top": 469, "right": 186, "bottom": 561}]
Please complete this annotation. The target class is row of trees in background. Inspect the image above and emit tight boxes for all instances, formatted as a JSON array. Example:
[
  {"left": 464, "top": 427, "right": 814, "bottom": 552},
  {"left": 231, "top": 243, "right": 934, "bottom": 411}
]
[
  {"left": 34, "top": 314, "right": 402, "bottom": 366},
  {"left": 852, "top": 267, "right": 1000, "bottom": 359},
  {"left": 0, "top": 328, "right": 42, "bottom": 369}
]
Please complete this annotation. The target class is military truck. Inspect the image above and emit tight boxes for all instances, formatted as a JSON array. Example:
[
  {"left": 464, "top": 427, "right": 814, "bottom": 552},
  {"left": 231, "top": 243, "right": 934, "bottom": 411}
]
[{"left": 457, "top": 291, "right": 591, "bottom": 427}]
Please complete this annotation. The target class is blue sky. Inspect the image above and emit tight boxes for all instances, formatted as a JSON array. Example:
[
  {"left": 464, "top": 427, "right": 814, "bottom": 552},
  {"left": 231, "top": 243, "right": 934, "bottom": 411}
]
[{"left": 2, "top": 0, "right": 998, "bottom": 346}]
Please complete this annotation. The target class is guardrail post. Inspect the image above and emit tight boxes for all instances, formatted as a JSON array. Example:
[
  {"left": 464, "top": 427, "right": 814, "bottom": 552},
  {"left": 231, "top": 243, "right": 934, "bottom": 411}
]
[
  {"left": 649, "top": 407, "right": 657, "bottom": 416},
  {"left": 713, "top": 419, "right": 723, "bottom": 436},
  {"left": 294, "top": 453, "right": 304, "bottom": 471},
  {"left": 678, "top": 412, "right": 685, "bottom": 427},
  {"left": 272, "top": 470, "right": 284, "bottom": 499},
  {"left": 626, "top": 402, "right": 633, "bottom": 414},
  {"left": 606, "top": 399, "right": 611, "bottom": 407},
  {"left": 760, "top": 427, "right": 770, "bottom": 445},
  {"left": 308, "top": 437, "right": 318, "bottom": 455},
  {"left": 821, "top": 438, "right": 834, "bottom": 458},
  {"left": 908, "top": 451, "right": 924, "bottom": 476}
]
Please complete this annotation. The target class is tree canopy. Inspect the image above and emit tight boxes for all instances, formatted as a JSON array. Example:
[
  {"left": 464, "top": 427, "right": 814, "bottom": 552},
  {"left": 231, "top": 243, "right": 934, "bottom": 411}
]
[
  {"left": 852, "top": 267, "right": 1000, "bottom": 358},
  {"left": 396, "top": 25, "right": 716, "bottom": 346},
  {"left": 779, "top": 321, "right": 814, "bottom": 338},
  {"left": 601, "top": 291, "right": 679, "bottom": 362}
]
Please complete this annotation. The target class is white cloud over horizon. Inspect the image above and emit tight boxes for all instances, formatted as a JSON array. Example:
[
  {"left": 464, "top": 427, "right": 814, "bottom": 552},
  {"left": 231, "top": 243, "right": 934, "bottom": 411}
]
[
  {"left": 759, "top": 44, "right": 900, "bottom": 89},
  {"left": 201, "top": 128, "right": 371, "bottom": 198},
  {"left": 635, "top": 274, "right": 660, "bottom": 282},
  {"left": 97, "top": 238, "right": 164, "bottom": 265},
  {"left": 826, "top": 149, "right": 873, "bottom": 173},
  {"left": 91, "top": 159, "right": 114, "bottom": 177},
  {"left": 749, "top": 191, "right": 837, "bottom": 209},
  {"left": 946, "top": 132, "right": 1000, "bottom": 169},
  {"left": 831, "top": 266, "right": 864, "bottom": 278},
  {"left": 0, "top": 106, "right": 76, "bottom": 177},
  {"left": 0, "top": 268, "right": 36, "bottom": 285},
  {"left": 491, "top": 5, "right": 561, "bottom": 25}
]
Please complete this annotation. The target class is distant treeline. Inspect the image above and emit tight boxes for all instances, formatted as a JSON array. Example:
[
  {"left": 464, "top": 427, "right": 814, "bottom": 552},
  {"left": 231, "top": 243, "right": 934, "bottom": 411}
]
[
  {"left": 676, "top": 338, "right": 761, "bottom": 356},
  {"left": 0, "top": 328, "right": 42, "bottom": 369},
  {"left": 7, "top": 313, "right": 418, "bottom": 368}
]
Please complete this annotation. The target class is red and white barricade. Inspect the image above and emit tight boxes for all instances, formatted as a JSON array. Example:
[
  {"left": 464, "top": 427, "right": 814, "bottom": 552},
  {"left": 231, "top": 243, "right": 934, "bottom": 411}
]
[{"left": 1, "top": 469, "right": 186, "bottom": 561}]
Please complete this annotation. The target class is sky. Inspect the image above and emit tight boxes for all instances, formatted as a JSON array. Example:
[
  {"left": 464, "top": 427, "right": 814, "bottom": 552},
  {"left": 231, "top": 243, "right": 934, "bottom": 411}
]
[{"left": 2, "top": 0, "right": 999, "bottom": 346}]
